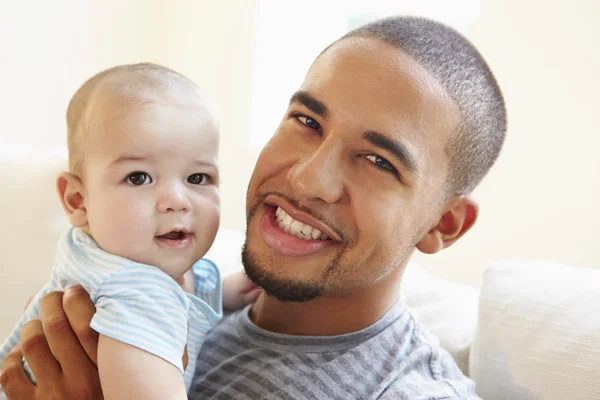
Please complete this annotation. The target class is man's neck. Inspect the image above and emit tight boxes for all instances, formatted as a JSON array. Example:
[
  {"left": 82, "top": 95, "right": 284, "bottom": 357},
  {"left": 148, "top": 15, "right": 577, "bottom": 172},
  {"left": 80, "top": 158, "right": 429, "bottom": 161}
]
[{"left": 249, "top": 265, "right": 406, "bottom": 336}]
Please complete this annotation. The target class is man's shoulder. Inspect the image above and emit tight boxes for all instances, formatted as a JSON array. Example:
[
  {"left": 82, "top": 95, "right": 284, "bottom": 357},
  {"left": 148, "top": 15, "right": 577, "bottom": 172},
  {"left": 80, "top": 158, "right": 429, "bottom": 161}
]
[
  {"left": 377, "top": 311, "right": 478, "bottom": 399},
  {"left": 379, "top": 367, "right": 478, "bottom": 400},
  {"left": 379, "top": 386, "right": 480, "bottom": 400}
]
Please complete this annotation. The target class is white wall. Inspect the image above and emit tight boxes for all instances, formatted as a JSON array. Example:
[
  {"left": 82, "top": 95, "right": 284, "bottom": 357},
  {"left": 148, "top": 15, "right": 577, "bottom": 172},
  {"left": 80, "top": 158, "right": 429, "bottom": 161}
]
[
  {"left": 0, "top": 1, "right": 167, "bottom": 149},
  {"left": 412, "top": 0, "right": 600, "bottom": 285}
]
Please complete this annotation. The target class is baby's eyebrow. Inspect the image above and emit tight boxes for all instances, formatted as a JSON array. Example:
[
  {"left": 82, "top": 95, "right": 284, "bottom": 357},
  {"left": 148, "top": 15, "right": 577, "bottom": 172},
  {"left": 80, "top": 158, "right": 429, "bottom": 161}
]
[
  {"left": 107, "top": 155, "right": 219, "bottom": 170},
  {"left": 110, "top": 155, "right": 149, "bottom": 166},
  {"left": 192, "top": 159, "right": 217, "bottom": 167}
]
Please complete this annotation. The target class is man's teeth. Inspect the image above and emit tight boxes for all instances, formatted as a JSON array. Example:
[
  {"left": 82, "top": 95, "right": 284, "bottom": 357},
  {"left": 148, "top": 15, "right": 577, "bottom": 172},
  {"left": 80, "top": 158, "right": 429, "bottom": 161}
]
[{"left": 275, "top": 207, "right": 328, "bottom": 240}]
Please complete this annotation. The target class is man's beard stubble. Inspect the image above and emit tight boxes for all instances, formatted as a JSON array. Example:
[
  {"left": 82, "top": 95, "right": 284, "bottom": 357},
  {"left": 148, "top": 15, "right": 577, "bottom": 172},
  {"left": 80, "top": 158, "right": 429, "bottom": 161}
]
[{"left": 241, "top": 244, "right": 326, "bottom": 302}]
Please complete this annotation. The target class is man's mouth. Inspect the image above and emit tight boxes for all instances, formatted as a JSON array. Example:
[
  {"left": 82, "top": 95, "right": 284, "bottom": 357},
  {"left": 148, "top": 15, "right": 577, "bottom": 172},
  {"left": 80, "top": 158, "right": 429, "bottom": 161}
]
[
  {"left": 258, "top": 205, "right": 336, "bottom": 257},
  {"left": 275, "top": 207, "right": 330, "bottom": 241}
]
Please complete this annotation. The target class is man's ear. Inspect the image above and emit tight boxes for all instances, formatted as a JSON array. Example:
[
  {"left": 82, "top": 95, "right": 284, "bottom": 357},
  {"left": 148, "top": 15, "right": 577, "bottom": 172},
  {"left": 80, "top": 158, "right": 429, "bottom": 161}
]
[
  {"left": 416, "top": 196, "right": 478, "bottom": 254},
  {"left": 56, "top": 172, "right": 88, "bottom": 228}
]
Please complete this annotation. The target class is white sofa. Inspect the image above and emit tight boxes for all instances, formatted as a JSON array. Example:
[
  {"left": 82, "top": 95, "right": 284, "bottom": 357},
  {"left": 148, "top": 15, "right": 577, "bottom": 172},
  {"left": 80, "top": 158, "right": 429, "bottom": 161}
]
[{"left": 1, "top": 148, "right": 599, "bottom": 399}]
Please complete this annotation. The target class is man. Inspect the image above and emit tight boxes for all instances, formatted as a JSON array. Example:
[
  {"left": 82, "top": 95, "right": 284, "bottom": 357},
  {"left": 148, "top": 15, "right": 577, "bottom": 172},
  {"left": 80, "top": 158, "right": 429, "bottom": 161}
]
[{"left": 0, "top": 16, "right": 505, "bottom": 399}]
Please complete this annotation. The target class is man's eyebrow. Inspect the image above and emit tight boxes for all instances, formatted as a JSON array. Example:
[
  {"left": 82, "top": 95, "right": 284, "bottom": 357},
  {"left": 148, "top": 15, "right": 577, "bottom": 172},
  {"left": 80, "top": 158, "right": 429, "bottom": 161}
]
[
  {"left": 289, "top": 90, "right": 329, "bottom": 118},
  {"left": 363, "top": 131, "right": 420, "bottom": 174}
]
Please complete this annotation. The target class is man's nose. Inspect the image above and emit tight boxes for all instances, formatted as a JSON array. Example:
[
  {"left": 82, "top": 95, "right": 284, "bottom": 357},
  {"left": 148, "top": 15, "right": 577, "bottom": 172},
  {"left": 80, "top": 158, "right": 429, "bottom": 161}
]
[
  {"left": 157, "top": 182, "right": 192, "bottom": 213},
  {"left": 286, "top": 137, "right": 345, "bottom": 204}
]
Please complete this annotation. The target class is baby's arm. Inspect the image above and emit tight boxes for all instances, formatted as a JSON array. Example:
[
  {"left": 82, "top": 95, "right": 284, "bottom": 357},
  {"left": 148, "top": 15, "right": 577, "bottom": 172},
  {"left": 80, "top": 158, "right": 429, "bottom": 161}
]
[
  {"left": 90, "top": 265, "right": 195, "bottom": 399},
  {"left": 222, "top": 271, "right": 262, "bottom": 310},
  {"left": 98, "top": 335, "right": 187, "bottom": 400}
]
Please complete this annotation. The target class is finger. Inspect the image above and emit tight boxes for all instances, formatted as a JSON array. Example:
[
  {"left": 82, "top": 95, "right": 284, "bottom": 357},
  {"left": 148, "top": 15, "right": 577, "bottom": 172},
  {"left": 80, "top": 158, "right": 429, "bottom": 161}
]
[
  {"left": 226, "top": 287, "right": 263, "bottom": 310},
  {"left": 244, "top": 288, "right": 263, "bottom": 303},
  {"left": 239, "top": 273, "right": 259, "bottom": 291},
  {"left": 0, "top": 345, "right": 36, "bottom": 399},
  {"left": 40, "top": 291, "right": 88, "bottom": 370},
  {"left": 20, "top": 319, "right": 61, "bottom": 384},
  {"left": 63, "top": 285, "right": 98, "bottom": 366},
  {"left": 182, "top": 345, "right": 189, "bottom": 371}
]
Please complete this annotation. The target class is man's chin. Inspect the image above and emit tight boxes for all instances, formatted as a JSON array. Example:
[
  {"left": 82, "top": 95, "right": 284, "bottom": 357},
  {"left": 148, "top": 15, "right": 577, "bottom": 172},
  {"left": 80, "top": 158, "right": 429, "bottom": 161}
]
[{"left": 241, "top": 244, "right": 324, "bottom": 303}]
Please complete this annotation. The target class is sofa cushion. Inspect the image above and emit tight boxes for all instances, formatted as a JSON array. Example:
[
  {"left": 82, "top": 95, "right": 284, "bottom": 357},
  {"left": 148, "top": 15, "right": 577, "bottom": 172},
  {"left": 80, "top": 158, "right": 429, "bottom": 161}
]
[
  {"left": 0, "top": 146, "right": 70, "bottom": 339},
  {"left": 401, "top": 263, "right": 479, "bottom": 376},
  {"left": 469, "top": 260, "right": 600, "bottom": 400}
]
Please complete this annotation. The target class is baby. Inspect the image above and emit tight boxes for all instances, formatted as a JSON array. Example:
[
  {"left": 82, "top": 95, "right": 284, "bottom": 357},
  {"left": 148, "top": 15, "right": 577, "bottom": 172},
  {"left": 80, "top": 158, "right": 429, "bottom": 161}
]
[{"left": 0, "top": 63, "right": 259, "bottom": 399}]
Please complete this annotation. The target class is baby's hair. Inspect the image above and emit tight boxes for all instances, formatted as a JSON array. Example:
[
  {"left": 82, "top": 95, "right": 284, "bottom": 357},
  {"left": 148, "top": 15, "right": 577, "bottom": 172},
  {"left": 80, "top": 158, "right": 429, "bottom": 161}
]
[{"left": 66, "top": 63, "right": 207, "bottom": 177}]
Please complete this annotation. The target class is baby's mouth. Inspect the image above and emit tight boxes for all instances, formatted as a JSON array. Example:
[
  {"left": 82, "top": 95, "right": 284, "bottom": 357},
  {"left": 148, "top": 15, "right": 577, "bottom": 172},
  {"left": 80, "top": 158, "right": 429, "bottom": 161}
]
[
  {"left": 156, "top": 230, "right": 192, "bottom": 250},
  {"left": 157, "top": 231, "right": 188, "bottom": 240}
]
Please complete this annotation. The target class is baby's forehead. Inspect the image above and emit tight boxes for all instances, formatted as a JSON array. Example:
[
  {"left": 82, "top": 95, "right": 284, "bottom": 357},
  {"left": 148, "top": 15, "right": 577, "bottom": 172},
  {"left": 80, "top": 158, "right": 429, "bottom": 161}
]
[
  {"left": 93, "top": 78, "right": 211, "bottom": 113},
  {"left": 86, "top": 84, "right": 218, "bottom": 135},
  {"left": 85, "top": 89, "right": 219, "bottom": 160},
  {"left": 85, "top": 66, "right": 216, "bottom": 118}
]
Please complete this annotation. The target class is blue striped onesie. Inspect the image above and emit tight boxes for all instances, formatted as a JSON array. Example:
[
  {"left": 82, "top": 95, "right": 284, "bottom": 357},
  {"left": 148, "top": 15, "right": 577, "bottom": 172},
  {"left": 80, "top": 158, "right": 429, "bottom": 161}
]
[{"left": 0, "top": 227, "right": 222, "bottom": 397}]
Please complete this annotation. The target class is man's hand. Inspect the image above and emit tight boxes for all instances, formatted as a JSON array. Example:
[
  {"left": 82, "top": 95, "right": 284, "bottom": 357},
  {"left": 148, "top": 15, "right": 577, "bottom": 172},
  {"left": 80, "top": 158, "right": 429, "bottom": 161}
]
[{"left": 0, "top": 286, "right": 102, "bottom": 399}]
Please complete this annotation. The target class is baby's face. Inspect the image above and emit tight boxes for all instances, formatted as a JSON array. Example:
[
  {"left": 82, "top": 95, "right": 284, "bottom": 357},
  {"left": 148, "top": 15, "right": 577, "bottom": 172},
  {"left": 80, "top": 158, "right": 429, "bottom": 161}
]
[{"left": 81, "top": 96, "right": 220, "bottom": 279}]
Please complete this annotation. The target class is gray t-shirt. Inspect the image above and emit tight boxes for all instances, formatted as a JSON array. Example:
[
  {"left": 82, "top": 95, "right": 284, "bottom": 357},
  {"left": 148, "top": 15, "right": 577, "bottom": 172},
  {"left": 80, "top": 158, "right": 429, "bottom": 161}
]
[{"left": 189, "top": 297, "right": 478, "bottom": 399}]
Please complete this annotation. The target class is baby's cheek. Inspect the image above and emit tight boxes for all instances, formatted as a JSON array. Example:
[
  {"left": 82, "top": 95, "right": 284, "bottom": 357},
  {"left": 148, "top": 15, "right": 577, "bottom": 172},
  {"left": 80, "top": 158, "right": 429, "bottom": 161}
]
[
  {"left": 89, "top": 195, "right": 153, "bottom": 257},
  {"left": 192, "top": 199, "right": 220, "bottom": 256},
  {"left": 199, "top": 199, "right": 220, "bottom": 232}
]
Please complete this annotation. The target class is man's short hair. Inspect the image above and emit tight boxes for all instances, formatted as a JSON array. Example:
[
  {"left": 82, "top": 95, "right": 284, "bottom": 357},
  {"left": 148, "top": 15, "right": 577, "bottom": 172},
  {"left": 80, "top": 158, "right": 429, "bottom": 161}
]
[
  {"left": 66, "top": 63, "right": 201, "bottom": 177},
  {"left": 342, "top": 16, "right": 506, "bottom": 195}
]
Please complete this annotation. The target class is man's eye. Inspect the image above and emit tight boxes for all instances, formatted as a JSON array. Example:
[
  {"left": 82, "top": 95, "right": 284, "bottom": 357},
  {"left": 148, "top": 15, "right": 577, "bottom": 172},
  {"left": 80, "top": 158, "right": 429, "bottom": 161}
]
[
  {"left": 297, "top": 115, "right": 321, "bottom": 131},
  {"left": 188, "top": 173, "right": 209, "bottom": 185},
  {"left": 364, "top": 155, "right": 397, "bottom": 174},
  {"left": 126, "top": 172, "right": 152, "bottom": 185}
]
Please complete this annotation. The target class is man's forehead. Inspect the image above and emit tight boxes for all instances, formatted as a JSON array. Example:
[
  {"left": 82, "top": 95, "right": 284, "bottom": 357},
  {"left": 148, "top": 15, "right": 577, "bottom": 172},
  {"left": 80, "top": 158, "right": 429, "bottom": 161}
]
[
  {"left": 295, "top": 37, "right": 460, "bottom": 184},
  {"left": 308, "top": 38, "right": 451, "bottom": 102},
  {"left": 303, "top": 37, "right": 460, "bottom": 137}
]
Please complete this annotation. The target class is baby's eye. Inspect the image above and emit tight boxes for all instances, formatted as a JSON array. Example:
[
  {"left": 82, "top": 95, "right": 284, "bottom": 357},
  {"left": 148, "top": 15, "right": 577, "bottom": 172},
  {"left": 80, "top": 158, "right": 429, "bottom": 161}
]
[
  {"left": 188, "top": 173, "right": 209, "bottom": 185},
  {"left": 126, "top": 172, "right": 152, "bottom": 186}
]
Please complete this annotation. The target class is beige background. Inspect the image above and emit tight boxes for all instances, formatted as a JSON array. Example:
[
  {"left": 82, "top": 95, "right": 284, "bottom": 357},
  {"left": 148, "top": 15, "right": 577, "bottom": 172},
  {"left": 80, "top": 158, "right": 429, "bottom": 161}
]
[{"left": 0, "top": 0, "right": 599, "bottom": 338}]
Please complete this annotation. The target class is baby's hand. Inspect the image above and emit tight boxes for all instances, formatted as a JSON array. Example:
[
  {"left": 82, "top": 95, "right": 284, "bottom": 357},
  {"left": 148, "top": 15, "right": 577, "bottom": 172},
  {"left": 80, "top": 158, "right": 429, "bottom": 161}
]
[{"left": 222, "top": 271, "right": 262, "bottom": 310}]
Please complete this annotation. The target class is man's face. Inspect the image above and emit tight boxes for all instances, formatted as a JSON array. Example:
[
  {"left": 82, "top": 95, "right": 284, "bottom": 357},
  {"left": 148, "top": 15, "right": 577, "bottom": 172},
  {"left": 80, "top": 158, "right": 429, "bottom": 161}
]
[{"left": 243, "top": 37, "right": 461, "bottom": 301}]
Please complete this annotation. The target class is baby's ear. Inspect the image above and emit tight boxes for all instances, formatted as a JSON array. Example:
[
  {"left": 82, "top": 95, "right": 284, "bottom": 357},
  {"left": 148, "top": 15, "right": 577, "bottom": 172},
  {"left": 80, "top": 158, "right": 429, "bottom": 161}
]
[{"left": 56, "top": 172, "right": 88, "bottom": 228}]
